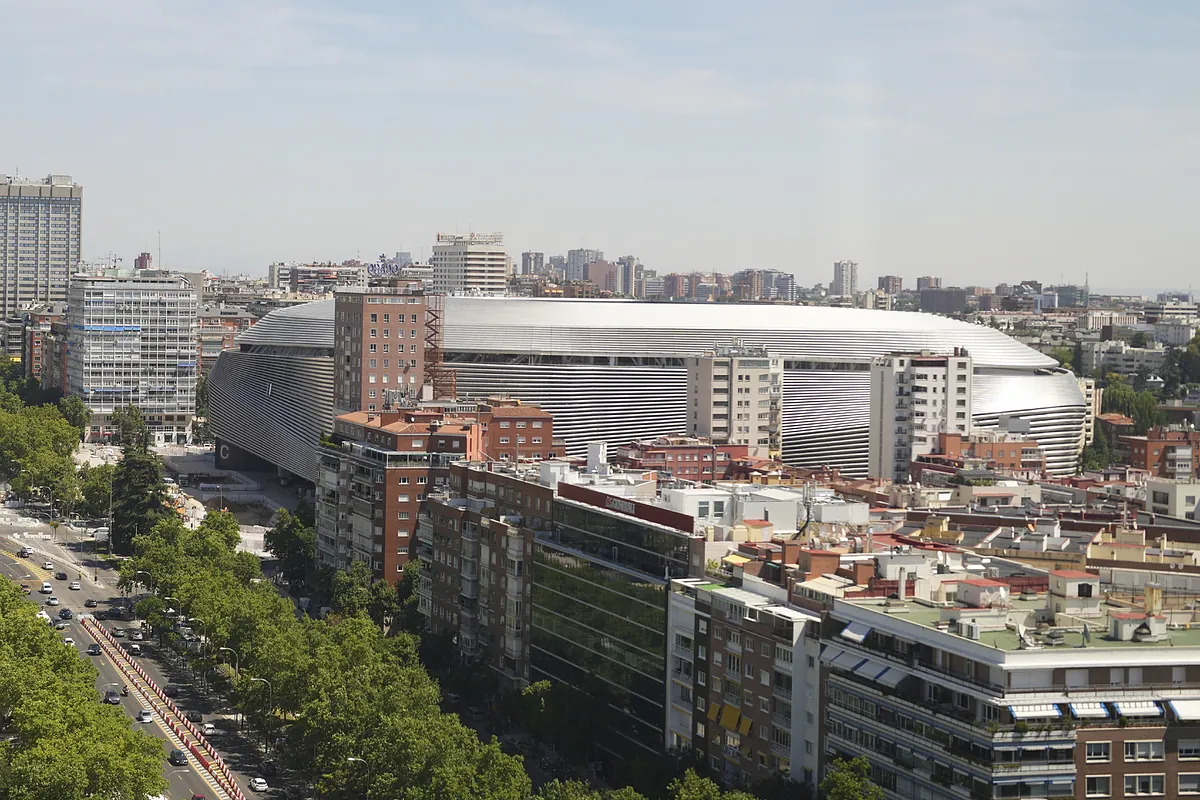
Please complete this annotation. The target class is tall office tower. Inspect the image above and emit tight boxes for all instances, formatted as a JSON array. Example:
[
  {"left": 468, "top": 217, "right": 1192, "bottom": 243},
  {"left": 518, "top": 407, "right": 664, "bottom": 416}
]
[
  {"left": 687, "top": 342, "right": 783, "bottom": 460},
  {"left": 520, "top": 251, "right": 544, "bottom": 275},
  {"left": 566, "top": 248, "right": 603, "bottom": 282},
  {"left": 868, "top": 349, "right": 973, "bottom": 482},
  {"left": 832, "top": 260, "right": 858, "bottom": 296},
  {"left": 916, "top": 276, "right": 942, "bottom": 291},
  {"left": 0, "top": 175, "right": 83, "bottom": 350},
  {"left": 66, "top": 270, "right": 199, "bottom": 445},
  {"left": 429, "top": 233, "right": 510, "bottom": 294},
  {"left": 878, "top": 275, "right": 903, "bottom": 294},
  {"left": 616, "top": 255, "right": 640, "bottom": 293},
  {"left": 332, "top": 282, "right": 426, "bottom": 417}
]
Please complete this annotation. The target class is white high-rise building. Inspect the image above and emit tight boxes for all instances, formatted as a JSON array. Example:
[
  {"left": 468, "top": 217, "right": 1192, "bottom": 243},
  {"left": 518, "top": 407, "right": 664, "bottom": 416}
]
[
  {"left": 429, "top": 233, "right": 510, "bottom": 294},
  {"left": 566, "top": 248, "right": 603, "bottom": 282},
  {"left": 687, "top": 341, "right": 783, "bottom": 459},
  {"left": 831, "top": 260, "right": 857, "bottom": 296},
  {"left": 0, "top": 175, "right": 83, "bottom": 343},
  {"left": 66, "top": 270, "right": 199, "bottom": 445},
  {"left": 869, "top": 349, "right": 973, "bottom": 482}
]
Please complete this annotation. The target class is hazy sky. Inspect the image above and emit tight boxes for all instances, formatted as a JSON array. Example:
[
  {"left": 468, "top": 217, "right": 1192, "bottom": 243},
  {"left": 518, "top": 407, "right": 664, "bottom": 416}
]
[{"left": 4, "top": 1, "right": 1198, "bottom": 292}]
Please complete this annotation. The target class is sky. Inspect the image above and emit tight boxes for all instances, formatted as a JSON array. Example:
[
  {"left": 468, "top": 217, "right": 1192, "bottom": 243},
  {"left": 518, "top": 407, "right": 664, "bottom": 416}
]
[{"left": 3, "top": 0, "right": 1199, "bottom": 293}]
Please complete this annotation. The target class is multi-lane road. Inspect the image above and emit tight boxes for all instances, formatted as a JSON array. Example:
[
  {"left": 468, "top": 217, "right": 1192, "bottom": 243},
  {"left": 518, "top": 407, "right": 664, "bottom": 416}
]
[{"left": 0, "top": 511, "right": 269, "bottom": 800}]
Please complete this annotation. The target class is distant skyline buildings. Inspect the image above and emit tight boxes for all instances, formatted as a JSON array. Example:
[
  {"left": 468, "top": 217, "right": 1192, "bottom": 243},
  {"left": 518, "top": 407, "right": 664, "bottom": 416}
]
[
  {"left": 0, "top": 174, "right": 82, "bottom": 321},
  {"left": 831, "top": 260, "right": 857, "bottom": 296},
  {"left": 565, "top": 248, "right": 603, "bottom": 282}
]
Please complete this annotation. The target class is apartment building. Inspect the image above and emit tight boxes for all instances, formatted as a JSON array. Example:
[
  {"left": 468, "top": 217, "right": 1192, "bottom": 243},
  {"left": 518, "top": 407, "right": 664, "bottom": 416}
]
[
  {"left": 315, "top": 407, "right": 484, "bottom": 580},
  {"left": 332, "top": 283, "right": 426, "bottom": 416},
  {"left": 267, "top": 261, "right": 367, "bottom": 293},
  {"left": 687, "top": 342, "right": 783, "bottom": 460},
  {"left": 417, "top": 460, "right": 556, "bottom": 690},
  {"left": 0, "top": 174, "right": 83, "bottom": 343},
  {"left": 1145, "top": 477, "right": 1200, "bottom": 520},
  {"left": 476, "top": 396, "right": 558, "bottom": 462},
  {"left": 668, "top": 577, "right": 821, "bottom": 790},
  {"left": 1081, "top": 340, "right": 1167, "bottom": 378},
  {"left": 21, "top": 303, "right": 64, "bottom": 381},
  {"left": 1077, "top": 312, "right": 1139, "bottom": 332},
  {"left": 831, "top": 261, "right": 858, "bottom": 297},
  {"left": 197, "top": 304, "right": 255, "bottom": 371},
  {"left": 430, "top": 233, "right": 511, "bottom": 294},
  {"left": 934, "top": 431, "right": 1046, "bottom": 478},
  {"left": 917, "top": 276, "right": 943, "bottom": 291},
  {"left": 1122, "top": 427, "right": 1200, "bottom": 480},
  {"left": 566, "top": 248, "right": 603, "bottom": 282},
  {"left": 823, "top": 566, "right": 1200, "bottom": 800},
  {"left": 39, "top": 318, "right": 69, "bottom": 393},
  {"left": 920, "top": 289, "right": 968, "bottom": 316},
  {"left": 66, "top": 270, "right": 199, "bottom": 444},
  {"left": 520, "top": 251, "right": 544, "bottom": 275},
  {"left": 612, "top": 436, "right": 749, "bottom": 481},
  {"left": 869, "top": 350, "right": 974, "bottom": 482},
  {"left": 1078, "top": 378, "right": 1101, "bottom": 446},
  {"left": 879, "top": 276, "right": 903, "bottom": 295}
]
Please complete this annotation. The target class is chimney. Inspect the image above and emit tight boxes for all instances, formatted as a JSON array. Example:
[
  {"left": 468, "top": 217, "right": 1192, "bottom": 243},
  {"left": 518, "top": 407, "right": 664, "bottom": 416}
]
[
  {"left": 897, "top": 567, "right": 907, "bottom": 603},
  {"left": 1145, "top": 581, "right": 1163, "bottom": 617}
]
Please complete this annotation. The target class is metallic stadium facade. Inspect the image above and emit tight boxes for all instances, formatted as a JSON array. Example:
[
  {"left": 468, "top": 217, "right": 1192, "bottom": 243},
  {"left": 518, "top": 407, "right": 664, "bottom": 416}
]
[{"left": 208, "top": 297, "right": 1086, "bottom": 481}]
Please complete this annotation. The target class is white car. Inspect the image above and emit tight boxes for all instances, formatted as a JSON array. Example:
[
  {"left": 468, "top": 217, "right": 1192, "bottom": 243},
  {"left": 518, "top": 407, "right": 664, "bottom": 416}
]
[
  {"left": 40, "top": 582, "right": 52, "bottom": 594},
  {"left": 46, "top": 596, "right": 60, "bottom": 606},
  {"left": 136, "top": 709, "right": 154, "bottom": 723},
  {"left": 68, "top": 581, "right": 81, "bottom": 590},
  {"left": 130, "top": 630, "right": 144, "bottom": 641},
  {"left": 202, "top": 722, "right": 218, "bottom": 736},
  {"left": 42, "top": 561, "right": 53, "bottom": 571},
  {"left": 62, "top": 637, "right": 73, "bottom": 645},
  {"left": 249, "top": 778, "right": 269, "bottom": 791}
]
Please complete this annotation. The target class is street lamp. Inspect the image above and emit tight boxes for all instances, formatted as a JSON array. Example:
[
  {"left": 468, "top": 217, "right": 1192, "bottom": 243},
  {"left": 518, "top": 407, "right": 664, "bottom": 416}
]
[
  {"left": 347, "top": 755, "right": 373, "bottom": 785},
  {"left": 249, "top": 676, "right": 274, "bottom": 752},
  {"left": 217, "top": 646, "right": 240, "bottom": 674}
]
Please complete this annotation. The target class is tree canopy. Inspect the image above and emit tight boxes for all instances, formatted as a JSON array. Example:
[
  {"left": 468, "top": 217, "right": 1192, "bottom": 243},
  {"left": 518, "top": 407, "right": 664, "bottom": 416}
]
[{"left": 819, "top": 757, "right": 883, "bottom": 800}]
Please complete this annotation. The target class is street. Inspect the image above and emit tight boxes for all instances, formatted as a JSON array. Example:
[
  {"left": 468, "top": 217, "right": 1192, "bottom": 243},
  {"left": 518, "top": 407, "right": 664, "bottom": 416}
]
[{"left": 0, "top": 512, "right": 272, "bottom": 800}]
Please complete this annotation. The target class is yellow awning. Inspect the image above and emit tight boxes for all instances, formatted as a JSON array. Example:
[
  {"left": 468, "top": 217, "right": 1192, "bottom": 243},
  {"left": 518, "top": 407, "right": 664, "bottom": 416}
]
[
  {"left": 738, "top": 716, "right": 753, "bottom": 736},
  {"left": 706, "top": 703, "right": 722, "bottom": 721},
  {"left": 719, "top": 704, "right": 741, "bottom": 731},
  {"left": 722, "top": 554, "right": 751, "bottom": 565}
]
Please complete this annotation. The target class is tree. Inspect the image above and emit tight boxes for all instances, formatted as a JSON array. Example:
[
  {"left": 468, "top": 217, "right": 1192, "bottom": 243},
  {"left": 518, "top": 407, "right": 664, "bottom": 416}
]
[
  {"left": 368, "top": 578, "right": 400, "bottom": 631},
  {"left": 111, "top": 447, "right": 169, "bottom": 554},
  {"left": 1048, "top": 346, "right": 1074, "bottom": 371},
  {"left": 1129, "top": 331, "right": 1149, "bottom": 348},
  {"left": 329, "top": 559, "right": 373, "bottom": 617},
  {"left": 110, "top": 404, "right": 152, "bottom": 452},
  {"left": 264, "top": 509, "right": 316, "bottom": 585},
  {"left": 57, "top": 395, "right": 91, "bottom": 441},
  {"left": 666, "top": 769, "right": 756, "bottom": 800},
  {"left": 819, "top": 757, "right": 883, "bottom": 800},
  {"left": 79, "top": 463, "right": 116, "bottom": 519},
  {"left": 1081, "top": 426, "right": 1111, "bottom": 472},
  {"left": 393, "top": 560, "right": 425, "bottom": 633}
]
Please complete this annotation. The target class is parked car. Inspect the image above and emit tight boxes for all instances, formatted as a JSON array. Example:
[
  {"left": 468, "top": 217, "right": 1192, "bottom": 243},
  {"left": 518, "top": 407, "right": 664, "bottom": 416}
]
[
  {"left": 167, "top": 749, "right": 188, "bottom": 767},
  {"left": 87, "top": 643, "right": 101, "bottom": 656},
  {"left": 136, "top": 709, "right": 154, "bottom": 723}
]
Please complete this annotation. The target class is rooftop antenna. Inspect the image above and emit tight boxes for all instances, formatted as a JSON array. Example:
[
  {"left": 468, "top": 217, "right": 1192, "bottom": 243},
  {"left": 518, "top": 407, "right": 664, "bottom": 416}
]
[{"left": 158, "top": 231, "right": 162, "bottom": 269}]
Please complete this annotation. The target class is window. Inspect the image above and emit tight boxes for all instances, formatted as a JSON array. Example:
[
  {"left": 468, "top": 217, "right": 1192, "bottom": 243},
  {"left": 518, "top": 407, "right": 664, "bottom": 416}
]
[
  {"left": 1085, "top": 776, "right": 1111, "bottom": 798},
  {"left": 1181, "top": 740, "right": 1200, "bottom": 760},
  {"left": 760, "top": 669, "right": 770, "bottom": 686},
  {"left": 398, "top": 512, "right": 410, "bottom": 520},
  {"left": 1124, "top": 775, "right": 1164, "bottom": 796},
  {"left": 1125, "top": 741, "right": 1164, "bottom": 762},
  {"left": 1086, "top": 742, "right": 1111, "bottom": 763},
  {"left": 1181, "top": 775, "right": 1200, "bottom": 795}
]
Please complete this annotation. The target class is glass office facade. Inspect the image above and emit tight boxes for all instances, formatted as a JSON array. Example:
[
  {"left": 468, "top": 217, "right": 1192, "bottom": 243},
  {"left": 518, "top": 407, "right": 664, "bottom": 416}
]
[{"left": 531, "top": 499, "right": 695, "bottom": 761}]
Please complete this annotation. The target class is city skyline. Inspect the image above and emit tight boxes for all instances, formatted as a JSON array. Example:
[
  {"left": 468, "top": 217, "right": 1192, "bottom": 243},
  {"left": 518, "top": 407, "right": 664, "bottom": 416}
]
[{"left": 5, "top": 2, "right": 1199, "bottom": 292}]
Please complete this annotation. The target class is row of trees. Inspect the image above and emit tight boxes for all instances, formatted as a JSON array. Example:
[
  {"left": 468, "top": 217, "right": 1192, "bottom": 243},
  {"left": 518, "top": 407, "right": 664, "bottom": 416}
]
[{"left": 0, "top": 580, "right": 168, "bottom": 799}]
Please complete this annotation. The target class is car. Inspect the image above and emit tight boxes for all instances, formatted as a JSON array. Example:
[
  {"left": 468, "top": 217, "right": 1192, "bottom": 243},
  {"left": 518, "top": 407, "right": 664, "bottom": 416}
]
[
  {"left": 248, "top": 778, "right": 269, "bottom": 792},
  {"left": 84, "top": 598, "right": 97, "bottom": 608},
  {"left": 55, "top": 571, "right": 68, "bottom": 581},
  {"left": 111, "top": 628, "right": 124, "bottom": 638},
  {"left": 94, "top": 609, "right": 108, "bottom": 620},
  {"left": 185, "top": 710, "right": 202, "bottom": 724},
  {"left": 17, "top": 546, "right": 32, "bottom": 557},
  {"left": 45, "top": 596, "right": 59, "bottom": 606},
  {"left": 167, "top": 749, "right": 188, "bottom": 767},
  {"left": 103, "top": 690, "right": 120, "bottom": 704},
  {"left": 19, "top": 583, "right": 30, "bottom": 595},
  {"left": 40, "top": 582, "right": 52, "bottom": 594},
  {"left": 54, "top": 620, "right": 68, "bottom": 630},
  {"left": 202, "top": 722, "right": 218, "bottom": 736},
  {"left": 259, "top": 761, "right": 279, "bottom": 778},
  {"left": 62, "top": 637, "right": 73, "bottom": 645},
  {"left": 163, "top": 685, "right": 180, "bottom": 698},
  {"left": 126, "top": 643, "right": 142, "bottom": 656},
  {"left": 130, "top": 629, "right": 144, "bottom": 641},
  {"left": 68, "top": 581, "right": 81, "bottom": 591},
  {"left": 58, "top": 608, "right": 73, "bottom": 620},
  {"left": 42, "top": 561, "right": 53, "bottom": 570},
  {"left": 86, "top": 643, "right": 101, "bottom": 656},
  {"left": 136, "top": 709, "right": 154, "bottom": 723}
]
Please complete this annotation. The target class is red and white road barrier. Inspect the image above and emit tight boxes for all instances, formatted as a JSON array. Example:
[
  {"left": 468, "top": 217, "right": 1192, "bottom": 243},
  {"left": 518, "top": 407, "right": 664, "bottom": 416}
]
[{"left": 81, "top": 619, "right": 248, "bottom": 800}]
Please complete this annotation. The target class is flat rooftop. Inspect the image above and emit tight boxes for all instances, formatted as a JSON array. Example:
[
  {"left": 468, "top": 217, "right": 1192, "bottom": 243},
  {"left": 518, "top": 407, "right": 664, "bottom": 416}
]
[{"left": 846, "top": 595, "right": 1200, "bottom": 652}]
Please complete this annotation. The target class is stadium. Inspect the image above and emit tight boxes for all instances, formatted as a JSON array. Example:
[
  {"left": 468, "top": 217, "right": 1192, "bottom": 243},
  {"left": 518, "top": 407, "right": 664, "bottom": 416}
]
[{"left": 208, "top": 297, "right": 1086, "bottom": 481}]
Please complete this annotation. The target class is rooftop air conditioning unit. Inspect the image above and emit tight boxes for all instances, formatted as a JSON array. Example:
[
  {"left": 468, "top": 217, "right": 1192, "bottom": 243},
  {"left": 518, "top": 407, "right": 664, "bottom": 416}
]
[{"left": 958, "top": 621, "right": 982, "bottom": 640}]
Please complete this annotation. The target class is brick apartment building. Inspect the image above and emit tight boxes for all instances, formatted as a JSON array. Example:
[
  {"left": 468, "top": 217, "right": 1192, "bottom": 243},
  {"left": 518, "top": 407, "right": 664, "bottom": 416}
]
[
  {"left": 197, "top": 304, "right": 255, "bottom": 371},
  {"left": 21, "top": 303, "right": 64, "bottom": 382},
  {"left": 612, "top": 436, "right": 750, "bottom": 481},
  {"left": 333, "top": 282, "right": 426, "bottom": 416},
  {"left": 476, "top": 397, "right": 558, "bottom": 462},
  {"left": 933, "top": 431, "right": 1046, "bottom": 477},
  {"left": 1122, "top": 426, "right": 1200, "bottom": 480}
]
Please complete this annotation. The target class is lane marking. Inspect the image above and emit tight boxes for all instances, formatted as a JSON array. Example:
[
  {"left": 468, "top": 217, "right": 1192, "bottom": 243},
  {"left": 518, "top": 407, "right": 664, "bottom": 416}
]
[{"left": 0, "top": 548, "right": 51, "bottom": 581}]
